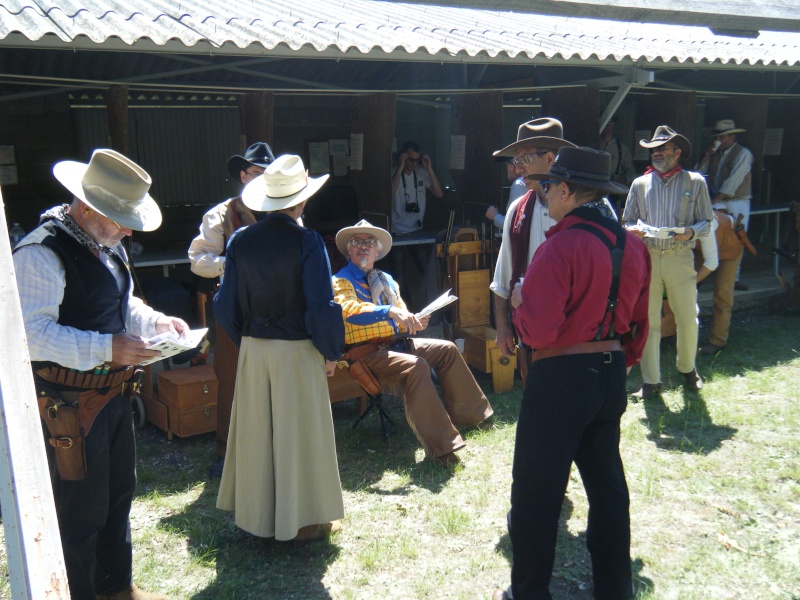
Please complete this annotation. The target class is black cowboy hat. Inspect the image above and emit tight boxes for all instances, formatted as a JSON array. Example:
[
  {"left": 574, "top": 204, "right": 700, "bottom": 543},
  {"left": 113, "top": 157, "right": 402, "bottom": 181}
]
[
  {"left": 227, "top": 142, "right": 276, "bottom": 180},
  {"left": 527, "top": 146, "right": 629, "bottom": 196}
]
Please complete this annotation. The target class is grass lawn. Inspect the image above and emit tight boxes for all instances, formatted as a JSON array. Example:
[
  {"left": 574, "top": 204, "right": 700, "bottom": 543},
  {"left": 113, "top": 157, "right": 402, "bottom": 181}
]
[{"left": 1, "top": 306, "right": 799, "bottom": 599}]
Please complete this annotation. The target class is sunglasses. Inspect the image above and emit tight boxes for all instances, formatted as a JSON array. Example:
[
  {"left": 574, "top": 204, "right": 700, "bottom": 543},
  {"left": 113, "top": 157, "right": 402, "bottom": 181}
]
[
  {"left": 649, "top": 144, "right": 673, "bottom": 154},
  {"left": 539, "top": 179, "right": 560, "bottom": 194}
]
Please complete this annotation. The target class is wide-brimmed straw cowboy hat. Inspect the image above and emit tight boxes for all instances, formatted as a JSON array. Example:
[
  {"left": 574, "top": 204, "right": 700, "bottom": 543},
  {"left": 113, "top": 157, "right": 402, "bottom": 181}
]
[
  {"left": 493, "top": 118, "right": 576, "bottom": 157},
  {"left": 52, "top": 149, "right": 162, "bottom": 232},
  {"left": 527, "top": 146, "right": 629, "bottom": 196},
  {"left": 242, "top": 154, "right": 329, "bottom": 212},
  {"left": 335, "top": 219, "right": 393, "bottom": 260},
  {"left": 227, "top": 142, "right": 275, "bottom": 180},
  {"left": 711, "top": 119, "right": 746, "bottom": 136},
  {"left": 639, "top": 125, "right": 692, "bottom": 159}
]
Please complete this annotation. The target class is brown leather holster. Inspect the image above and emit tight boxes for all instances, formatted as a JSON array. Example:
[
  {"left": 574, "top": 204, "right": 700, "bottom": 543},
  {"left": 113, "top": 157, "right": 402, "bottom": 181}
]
[
  {"left": 343, "top": 343, "right": 383, "bottom": 396},
  {"left": 34, "top": 366, "right": 139, "bottom": 481}
]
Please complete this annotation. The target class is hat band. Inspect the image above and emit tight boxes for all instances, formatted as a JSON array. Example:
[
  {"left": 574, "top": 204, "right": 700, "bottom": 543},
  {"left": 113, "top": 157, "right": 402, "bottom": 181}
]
[
  {"left": 264, "top": 177, "right": 308, "bottom": 199},
  {"left": 551, "top": 164, "right": 609, "bottom": 182},
  {"left": 83, "top": 183, "right": 147, "bottom": 211}
]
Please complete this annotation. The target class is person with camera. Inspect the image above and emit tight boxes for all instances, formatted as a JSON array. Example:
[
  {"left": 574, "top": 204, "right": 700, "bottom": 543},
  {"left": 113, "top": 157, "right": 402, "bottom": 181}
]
[{"left": 389, "top": 141, "right": 444, "bottom": 307}]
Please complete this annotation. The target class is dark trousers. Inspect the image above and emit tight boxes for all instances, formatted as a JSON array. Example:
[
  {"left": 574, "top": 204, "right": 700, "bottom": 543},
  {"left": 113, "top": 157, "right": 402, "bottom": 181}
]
[
  {"left": 46, "top": 394, "right": 136, "bottom": 600},
  {"left": 509, "top": 351, "right": 632, "bottom": 600},
  {"left": 389, "top": 243, "right": 436, "bottom": 312}
]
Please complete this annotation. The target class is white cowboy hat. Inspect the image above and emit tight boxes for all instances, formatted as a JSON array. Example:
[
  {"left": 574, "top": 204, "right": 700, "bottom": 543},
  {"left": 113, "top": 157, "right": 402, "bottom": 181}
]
[
  {"left": 712, "top": 119, "right": 746, "bottom": 136},
  {"left": 242, "top": 154, "right": 328, "bottom": 212},
  {"left": 335, "top": 219, "right": 393, "bottom": 260},
  {"left": 52, "top": 149, "right": 162, "bottom": 232}
]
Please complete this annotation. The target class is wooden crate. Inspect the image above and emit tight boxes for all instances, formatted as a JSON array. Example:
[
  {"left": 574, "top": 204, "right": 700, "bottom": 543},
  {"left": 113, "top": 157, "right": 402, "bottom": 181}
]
[
  {"left": 459, "top": 325, "right": 517, "bottom": 393},
  {"left": 328, "top": 364, "right": 367, "bottom": 414},
  {"left": 146, "top": 365, "right": 218, "bottom": 440}
]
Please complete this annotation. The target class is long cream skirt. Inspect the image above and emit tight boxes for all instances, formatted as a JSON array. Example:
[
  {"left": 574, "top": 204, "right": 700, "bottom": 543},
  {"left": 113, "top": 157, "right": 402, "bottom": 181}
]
[{"left": 216, "top": 337, "right": 344, "bottom": 540}]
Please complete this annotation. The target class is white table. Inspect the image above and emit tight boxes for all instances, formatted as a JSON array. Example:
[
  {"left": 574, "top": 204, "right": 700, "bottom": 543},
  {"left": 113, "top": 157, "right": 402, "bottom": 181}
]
[{"left": 131, "top": 251, "right": 191, "bottom": 277}]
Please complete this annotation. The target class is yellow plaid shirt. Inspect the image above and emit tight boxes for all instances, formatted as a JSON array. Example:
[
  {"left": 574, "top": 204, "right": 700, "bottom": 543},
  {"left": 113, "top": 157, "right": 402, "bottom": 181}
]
[{"left": 332, "top": 262, "right": 408, "bottom": 345}]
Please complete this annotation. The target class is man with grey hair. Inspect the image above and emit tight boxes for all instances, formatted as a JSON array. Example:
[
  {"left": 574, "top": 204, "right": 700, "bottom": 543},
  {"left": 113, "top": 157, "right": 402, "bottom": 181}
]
[{"left": 623, "top": 125, "right": 713, "bottom": 399}]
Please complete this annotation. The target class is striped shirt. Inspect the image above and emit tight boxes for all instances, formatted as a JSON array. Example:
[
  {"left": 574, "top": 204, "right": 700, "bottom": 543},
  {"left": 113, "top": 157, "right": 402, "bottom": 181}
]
[{"left": 622, "top": 170, "right": 713, "bottom": 251}]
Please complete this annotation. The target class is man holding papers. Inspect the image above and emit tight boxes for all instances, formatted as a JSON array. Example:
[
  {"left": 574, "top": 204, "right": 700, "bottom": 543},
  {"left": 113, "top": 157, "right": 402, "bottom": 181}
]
[
  {"left": 332, "top": 220, "right": 493, "bottom": 467},
  {"left": 13, "top": 149, "right": 184, "bottom": 599}
]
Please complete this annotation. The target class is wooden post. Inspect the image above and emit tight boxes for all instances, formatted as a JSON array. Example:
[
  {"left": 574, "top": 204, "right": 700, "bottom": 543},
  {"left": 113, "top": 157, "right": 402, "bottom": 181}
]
[
  {"left": 350, "top": 93, "right": 396, "bottom": 223},
  {"left": 105, "top": 84, "right": 129, "bottom": 155},
  {"left": 0, "top": 188, "right": 70, "bottom": 598},
  {"left": 239, "top": 91, "right": 274, "bottom": 149}
]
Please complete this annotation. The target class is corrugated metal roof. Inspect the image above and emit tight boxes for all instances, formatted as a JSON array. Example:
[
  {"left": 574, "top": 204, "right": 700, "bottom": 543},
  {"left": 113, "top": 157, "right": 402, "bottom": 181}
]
[{"left": 1, "top": 0, "right": 799, "bottom": 68}]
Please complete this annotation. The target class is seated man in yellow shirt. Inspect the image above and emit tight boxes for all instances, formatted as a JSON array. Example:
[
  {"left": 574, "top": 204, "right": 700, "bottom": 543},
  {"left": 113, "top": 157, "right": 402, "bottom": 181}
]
[{"left": 332, "top": 220, "right": 493, "bottom": 466}]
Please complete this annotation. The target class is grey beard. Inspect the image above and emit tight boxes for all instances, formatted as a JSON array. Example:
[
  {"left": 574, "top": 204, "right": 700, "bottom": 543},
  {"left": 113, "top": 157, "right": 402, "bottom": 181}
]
[{"left": 359, "top": 257, "right": 368, "bottom": 268}]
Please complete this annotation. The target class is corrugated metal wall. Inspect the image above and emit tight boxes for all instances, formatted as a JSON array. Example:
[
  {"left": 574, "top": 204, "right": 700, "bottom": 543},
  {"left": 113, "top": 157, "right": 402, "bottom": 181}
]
[{"left": 72, "top": 106, "right": 242, "bottom": 207}]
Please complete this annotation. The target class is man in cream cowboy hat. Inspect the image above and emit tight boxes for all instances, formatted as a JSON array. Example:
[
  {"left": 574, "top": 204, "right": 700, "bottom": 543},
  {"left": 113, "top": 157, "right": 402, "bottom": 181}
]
[
  {"left": 622, "top": 125, "right": 714, "bottom": 399},
  {"left": 187, "top": 140, "right": 276, "bottom": 479},
  {"left": 214, "top": 155, "right": 346, "bottom": 542},
  {"left": 490, "top": 117, "right": 577, "bottom": 362},
  {"left": 696, "top": 119, "right": 755, "bottom": 353},
  {"left": 13, "top": 149, "right": 187, "bottom": 599},
  {"left": 331, "top": 219, "right": 493, "bottom": 467}
]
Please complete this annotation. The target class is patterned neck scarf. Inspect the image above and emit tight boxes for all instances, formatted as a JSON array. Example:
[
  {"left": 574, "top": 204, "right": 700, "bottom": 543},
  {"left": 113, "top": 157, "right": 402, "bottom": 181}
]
[
  {"left": 41, "top": 204, "right": 116, "bottom": 256},
  {"left": 583, "top": 198, "right": 617, "bottom": 221},
  {"left": 367, "top": 269, "right": 400, "bottom": 307}
]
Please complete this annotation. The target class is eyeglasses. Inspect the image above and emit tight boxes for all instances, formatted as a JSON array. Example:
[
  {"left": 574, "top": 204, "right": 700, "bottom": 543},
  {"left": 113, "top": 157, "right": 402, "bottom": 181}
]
[
  {"left": 512, "top": 151, "right": 549, "bottom": 167},
  {"left": 405, "top": 157, "right": 420, "bottom": 164},
  {"left": 539, "top": 179, "right": 560, "bottom": 195},
  {"left": 348, "top": 237, "right": 378, "bottom": 249},
  {"left": 649, "top": 144, "right": 673, "bottom": 154}
]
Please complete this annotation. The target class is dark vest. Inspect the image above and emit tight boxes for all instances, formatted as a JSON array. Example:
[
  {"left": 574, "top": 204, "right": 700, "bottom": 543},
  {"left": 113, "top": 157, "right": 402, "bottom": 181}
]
[
  {"left": 708, "top": 143, "right": 751, "bottom": 200},
  {"left": 234, "top": 214, "right": 309, "bottom": 341},
  {"left": 36, "top": 221, "right": 131, "bottom": 335}
]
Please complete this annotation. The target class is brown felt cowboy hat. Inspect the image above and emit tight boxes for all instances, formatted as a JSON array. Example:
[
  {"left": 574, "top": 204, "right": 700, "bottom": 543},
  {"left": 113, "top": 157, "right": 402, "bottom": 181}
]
[
  {"left": 227, "top": 142, "right": 276, "bottom": 180},
  {"left": 335, "top": 219, "right": 393, "bottom": 260},
  {"left": 242, "top": 154, "right": 328, "bottom": 212},
  {"left": 528, "top": 146, "right": 629, "bottom": 196},
  {"left": 493, "top": 118, "right": 576, "bottom": 157},
  {"left": 711, "top": 119, "right": 746, "bottom": 136},
  {"left": 53, "top": 149, "right": 162, "bottom": 232},
  {"left": 639, "top": 125, "right": 692, "bottom": 159}
]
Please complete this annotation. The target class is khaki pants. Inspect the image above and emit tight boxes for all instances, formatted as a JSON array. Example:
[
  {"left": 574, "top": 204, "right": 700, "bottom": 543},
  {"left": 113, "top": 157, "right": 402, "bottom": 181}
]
[
  {"left": 640, "top": 247, "right": 698, "bottom": 385},
  {"left": 708, "top": 247, "right": 745, "bottom": 347},
  {"left": 363, "top": 338, "right": 493, "bottom": 457}
]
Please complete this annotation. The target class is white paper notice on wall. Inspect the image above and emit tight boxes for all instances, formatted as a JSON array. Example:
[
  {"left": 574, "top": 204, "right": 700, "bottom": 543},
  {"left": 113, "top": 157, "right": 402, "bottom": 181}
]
[
  {"left": 634, "top": 130, "right": 652, "bottom": 161},
  {"left": 763, "top": 128, "right": 783, "bottom": 156},
  {"left": 450, "top": 135, "right": 466, "bottom": 170},
  {"left": 350, "top": 133, "right": 364, "bottom": 171},
  {"left": 0, "top": 165, "right": 18, "bottom": 185},
  {"left": 0, "top": 145, "right": 15, "bottom": 165}
]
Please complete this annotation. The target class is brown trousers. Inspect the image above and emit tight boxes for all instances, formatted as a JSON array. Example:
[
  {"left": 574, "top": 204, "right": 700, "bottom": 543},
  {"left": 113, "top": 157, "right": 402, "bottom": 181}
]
[
  {"left": 363, "top": 338, "right": 493, "bottom": 457},
  {"left": 213, "top": 323, "right": 239, "bottom": 457}
]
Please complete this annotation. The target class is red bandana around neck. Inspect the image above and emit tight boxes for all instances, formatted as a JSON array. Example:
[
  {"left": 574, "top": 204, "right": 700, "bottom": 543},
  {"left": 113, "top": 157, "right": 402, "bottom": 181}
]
[{"left": 645, "top": 164, "right": 683, "bottom": 180}]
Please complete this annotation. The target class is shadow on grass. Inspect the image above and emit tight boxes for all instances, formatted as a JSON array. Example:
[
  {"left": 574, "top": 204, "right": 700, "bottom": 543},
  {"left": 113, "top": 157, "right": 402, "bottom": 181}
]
[
  {"left": 639, "top": 389, "right": 737, "bottom": 454},
  {"left": 494, "top": 498, "right": 655, "bottom": 599},
  {"left": 158, "top": 481, "right": 340, "bottom": 600}
]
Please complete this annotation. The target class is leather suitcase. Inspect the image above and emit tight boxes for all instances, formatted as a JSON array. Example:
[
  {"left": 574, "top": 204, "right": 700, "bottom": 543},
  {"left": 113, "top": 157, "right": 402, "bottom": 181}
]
[{"left": 150, "top": 365, "right": 218, "bottom": 440}]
